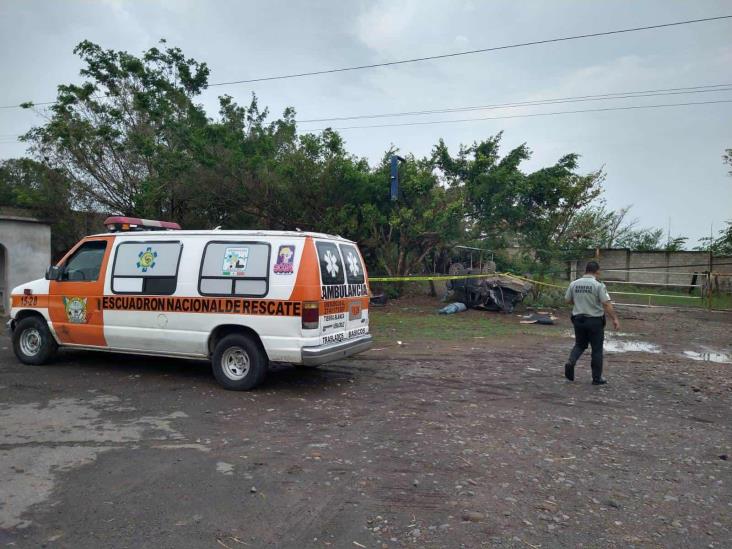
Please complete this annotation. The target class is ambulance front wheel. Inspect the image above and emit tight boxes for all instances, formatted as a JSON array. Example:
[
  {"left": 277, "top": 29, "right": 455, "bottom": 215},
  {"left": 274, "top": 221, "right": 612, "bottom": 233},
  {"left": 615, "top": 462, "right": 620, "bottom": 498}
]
[
  {"left": 212, "top": 334, "right": 267, "bottom": 390},
  {"left": 12, "top": 316, "right": 58, "bottom": 365}
]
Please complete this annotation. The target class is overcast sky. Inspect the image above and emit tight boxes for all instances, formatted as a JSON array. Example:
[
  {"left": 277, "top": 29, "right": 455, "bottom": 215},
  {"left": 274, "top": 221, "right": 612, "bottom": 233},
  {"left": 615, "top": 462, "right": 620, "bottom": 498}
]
[{"left": 1, "top": 0, "right": 730, "bottom": 245}]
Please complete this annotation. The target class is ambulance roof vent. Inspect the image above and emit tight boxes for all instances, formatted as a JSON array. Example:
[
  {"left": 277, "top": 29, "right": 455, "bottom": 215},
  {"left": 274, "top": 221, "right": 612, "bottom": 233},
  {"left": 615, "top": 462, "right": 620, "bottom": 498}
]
[{"left": 104, "top": 216, "right": 182, "bottom": 232}]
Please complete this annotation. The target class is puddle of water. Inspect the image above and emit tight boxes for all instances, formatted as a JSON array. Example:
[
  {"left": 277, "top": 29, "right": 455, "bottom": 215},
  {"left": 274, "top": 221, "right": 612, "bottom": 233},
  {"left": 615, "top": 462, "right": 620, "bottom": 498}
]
[
  {"left": 682, "top": 351, "right": 732, "bottom": 364},
  {"left": 564, "top": 330, "right": 662, "bottom": 354},
  {"left": 216, "top": 461, "right": 234, "bottom": 476},
  {"left": 604, "top": 340, "right": 661, "bottom": 354},
  {"left": 564, "top": 330, "right": 637, "bottom": 339}
]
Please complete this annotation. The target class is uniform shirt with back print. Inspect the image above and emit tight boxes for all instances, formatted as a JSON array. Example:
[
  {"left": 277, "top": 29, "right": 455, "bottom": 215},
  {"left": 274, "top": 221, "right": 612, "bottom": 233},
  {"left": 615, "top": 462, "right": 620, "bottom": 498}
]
[{"left": 565, "top": 274, "right": 611, "bottom": 317}]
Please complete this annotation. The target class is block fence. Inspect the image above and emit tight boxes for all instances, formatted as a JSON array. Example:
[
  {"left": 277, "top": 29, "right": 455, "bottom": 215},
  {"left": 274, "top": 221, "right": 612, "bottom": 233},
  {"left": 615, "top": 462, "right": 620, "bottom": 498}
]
[{"left": 565, "top": 249, "right": 732, "bottom": 291}]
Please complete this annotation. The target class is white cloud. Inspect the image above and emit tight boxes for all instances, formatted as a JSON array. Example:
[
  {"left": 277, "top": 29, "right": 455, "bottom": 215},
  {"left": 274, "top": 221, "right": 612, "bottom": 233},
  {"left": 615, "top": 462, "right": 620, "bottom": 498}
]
[{"left": 354, "top": 0, "right": 420, "bottom": 53}]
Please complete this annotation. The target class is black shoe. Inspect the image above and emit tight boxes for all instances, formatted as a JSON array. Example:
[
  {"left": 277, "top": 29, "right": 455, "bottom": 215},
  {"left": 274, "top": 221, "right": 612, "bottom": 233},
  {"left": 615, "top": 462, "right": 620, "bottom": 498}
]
[
  {"left": 564, "top": 363, "right": 575, "bottom": 381},
  {"left": 592, "top": 378, "right": 607, "bottom": 385}
]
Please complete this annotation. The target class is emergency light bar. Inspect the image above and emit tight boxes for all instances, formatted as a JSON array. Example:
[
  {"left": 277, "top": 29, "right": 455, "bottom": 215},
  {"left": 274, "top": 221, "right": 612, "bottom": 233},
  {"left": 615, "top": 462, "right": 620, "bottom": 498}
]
[{"left": 104, "top": 216, "right": 181, "bottom": 232}]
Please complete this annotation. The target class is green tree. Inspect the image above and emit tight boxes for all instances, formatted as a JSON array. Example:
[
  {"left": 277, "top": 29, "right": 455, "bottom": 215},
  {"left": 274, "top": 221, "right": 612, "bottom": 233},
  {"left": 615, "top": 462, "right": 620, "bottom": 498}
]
[
  {"left": 697, "top": 149, "right": 732, "bottom": 254},
  {"left": 614, "top": 227, "right": 665, "bottom": 251},
  {"left": 179, "top": 94, "right": 299, "bottom": 230},
  {"left": 22, "top": 39, "right": 210, "bottom": 221},
  {"left": 0, "top": 158, "right": 80, "bottom": 255},
  {"left": 359, "top": 154, "right": 464, "bottom": 277},
  {"left": 561, "top": 203, "right": 686, "bottom": 251},
  {"left": 711, "top": 149, "right": 732, "bottom": 253},
  {"left": 433, "top": 132, "right": 603, "bottom": 263},
  {"left": 558, "top": 203, "right": 636, "bottom": 250},
  {"left": 21, "top": 38, "right": 688, "bottom": 276}
]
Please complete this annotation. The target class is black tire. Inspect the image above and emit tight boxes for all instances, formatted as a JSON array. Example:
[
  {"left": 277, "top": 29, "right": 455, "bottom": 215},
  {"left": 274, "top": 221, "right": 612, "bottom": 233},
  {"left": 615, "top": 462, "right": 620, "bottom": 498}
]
[
  {"left": 12, "top": 316, "right": 58, "bottom": 365},
  {"left": 481, "top": 260, "right": 497, "bottom": 274},
  {"left": 448, "top": 262, "right": 466, "bottom": 276},
  {"left": 211, "top": 334, "right": 267, "bottom": 390}
]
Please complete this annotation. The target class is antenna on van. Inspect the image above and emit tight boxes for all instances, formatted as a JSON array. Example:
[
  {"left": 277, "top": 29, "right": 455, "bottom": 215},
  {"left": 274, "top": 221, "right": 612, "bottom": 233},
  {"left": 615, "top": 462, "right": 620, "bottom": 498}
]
[
  {"left": 213, "top": 225, "right": 222, "bottom": 230},
  {"left": 295, "top": 228, "right": 302, "bottom": 232}
]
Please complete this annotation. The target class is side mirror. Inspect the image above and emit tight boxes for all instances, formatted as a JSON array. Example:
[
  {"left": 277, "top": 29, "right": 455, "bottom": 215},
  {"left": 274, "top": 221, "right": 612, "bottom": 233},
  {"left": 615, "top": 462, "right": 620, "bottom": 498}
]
[{"left": 45, "top": 265, "right": 62, "bottom": 280}]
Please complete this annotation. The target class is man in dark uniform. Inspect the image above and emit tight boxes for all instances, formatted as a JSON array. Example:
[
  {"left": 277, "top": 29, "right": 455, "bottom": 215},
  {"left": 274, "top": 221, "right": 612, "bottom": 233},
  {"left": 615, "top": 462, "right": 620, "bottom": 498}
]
[{"left": 564, "top": 261, "right": 620, "bottom": 385}]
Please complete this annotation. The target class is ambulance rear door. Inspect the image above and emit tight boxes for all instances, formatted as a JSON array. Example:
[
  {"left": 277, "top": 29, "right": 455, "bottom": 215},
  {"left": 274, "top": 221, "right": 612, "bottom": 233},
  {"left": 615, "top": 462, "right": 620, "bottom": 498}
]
[
  {"left": 315, "top": 239, "right": 369, "bottom": 345},
  {"left": 338, "top": 242, "right": 369, "bottom": 340}
]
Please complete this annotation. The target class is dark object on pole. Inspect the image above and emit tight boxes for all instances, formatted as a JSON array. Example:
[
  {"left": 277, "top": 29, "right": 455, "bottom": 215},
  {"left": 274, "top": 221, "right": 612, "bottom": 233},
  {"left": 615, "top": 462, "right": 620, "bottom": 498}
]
[{"left": 390, "top": 155, "right": 405, "bottom": 201}]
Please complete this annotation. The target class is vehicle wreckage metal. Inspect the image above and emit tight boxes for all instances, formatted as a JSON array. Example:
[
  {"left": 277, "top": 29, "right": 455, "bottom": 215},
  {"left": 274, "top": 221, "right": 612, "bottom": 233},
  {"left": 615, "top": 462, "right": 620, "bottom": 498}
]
[{"left": 446, "top": 271, "right": 533, "bottom": 313}]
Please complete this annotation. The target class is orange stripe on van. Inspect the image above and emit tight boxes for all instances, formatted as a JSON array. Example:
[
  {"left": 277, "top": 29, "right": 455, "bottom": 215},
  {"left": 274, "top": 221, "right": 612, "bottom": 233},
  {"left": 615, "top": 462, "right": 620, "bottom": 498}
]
[
  {"left": 288, "top": 235, "right": 370, "bottom": 313},
  {"left": 102, "top": 296, "right": 301, "bottom": 316},
  {"left": 318, "top": 298, "right": 369, "bottom": 315},
  {"left": 288, "top": 236, "right": 322, "bottom": 302},
  {"left": 11, "top": 294, "right": 49, "bottom": 309}
]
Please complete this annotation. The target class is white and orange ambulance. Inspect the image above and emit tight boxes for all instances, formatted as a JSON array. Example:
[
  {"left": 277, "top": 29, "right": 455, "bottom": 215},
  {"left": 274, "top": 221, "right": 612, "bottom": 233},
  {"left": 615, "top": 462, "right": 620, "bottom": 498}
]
[{"left": 7, "top": 217, "right": 372, "bottom": 390}]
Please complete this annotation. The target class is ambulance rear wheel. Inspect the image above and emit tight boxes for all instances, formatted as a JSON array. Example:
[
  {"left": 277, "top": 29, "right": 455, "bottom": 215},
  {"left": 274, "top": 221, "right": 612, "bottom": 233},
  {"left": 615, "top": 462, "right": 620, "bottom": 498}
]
[
  {"left": 12, "top": 316, "right": 58, "bottom": 365},
  {"left": 212, "top": 334, "right": 267, "bottom": 390}
]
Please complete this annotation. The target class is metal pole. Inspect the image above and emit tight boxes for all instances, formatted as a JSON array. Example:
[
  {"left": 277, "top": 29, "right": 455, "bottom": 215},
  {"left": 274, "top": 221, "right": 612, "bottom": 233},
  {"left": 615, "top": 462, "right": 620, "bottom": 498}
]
[
  {"left": 389, "top": 155, "right": 405, "bottom": 202},
  {"left": 390, "top": 156, "right": 399, "bottom": 202}
]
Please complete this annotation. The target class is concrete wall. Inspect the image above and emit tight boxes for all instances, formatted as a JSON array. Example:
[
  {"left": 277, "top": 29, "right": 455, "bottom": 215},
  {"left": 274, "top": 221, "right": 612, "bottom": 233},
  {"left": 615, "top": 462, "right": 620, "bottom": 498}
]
[
  {"left": 0, "top": 216, "right": 51, "bottom": 313},
  {"left": 566, "top": 249, "right": 732, "bottom": 291}
]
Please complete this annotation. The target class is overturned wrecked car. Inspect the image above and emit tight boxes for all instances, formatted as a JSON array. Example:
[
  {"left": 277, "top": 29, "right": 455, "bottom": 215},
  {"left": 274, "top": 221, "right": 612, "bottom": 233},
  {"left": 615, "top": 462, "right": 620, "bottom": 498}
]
[{"left": 445, "top": 270, "right": 533, "bottom": 313}]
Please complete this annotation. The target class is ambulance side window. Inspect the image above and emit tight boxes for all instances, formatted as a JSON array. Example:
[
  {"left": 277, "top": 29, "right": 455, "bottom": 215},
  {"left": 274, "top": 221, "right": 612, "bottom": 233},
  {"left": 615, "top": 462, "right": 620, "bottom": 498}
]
[
  {"left": 111, "top": 241, "right": 182, "bottom": 295},
  {"left": 316, "top": 242, "right": 345, "bottom": 285},
  {"left": 198, "top": 241, "right": 270, "bottom": 297},
  {"left": 62, "top": 241, "right": 107, "bottom": 281},
  {"left": 338, "top": 244, "right": 365, "bottom": 285}
]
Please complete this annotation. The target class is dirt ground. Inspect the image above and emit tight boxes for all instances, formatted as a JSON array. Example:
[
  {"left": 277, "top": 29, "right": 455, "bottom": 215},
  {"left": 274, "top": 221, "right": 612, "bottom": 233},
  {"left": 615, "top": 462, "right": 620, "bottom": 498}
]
[{"left": 1, "top": 300, "right": 730, "bottom": 548}]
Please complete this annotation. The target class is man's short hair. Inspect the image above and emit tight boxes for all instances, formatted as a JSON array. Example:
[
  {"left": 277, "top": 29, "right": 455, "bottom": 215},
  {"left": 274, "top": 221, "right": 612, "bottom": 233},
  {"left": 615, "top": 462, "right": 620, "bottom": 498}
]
[{"left": 585, "top": 261, "right": 600, "bottom": 273}]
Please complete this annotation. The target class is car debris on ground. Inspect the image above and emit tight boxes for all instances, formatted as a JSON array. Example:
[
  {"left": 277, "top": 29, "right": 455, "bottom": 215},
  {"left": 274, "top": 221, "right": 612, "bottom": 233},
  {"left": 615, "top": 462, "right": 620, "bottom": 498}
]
[{"left": 519, "top": 312, "right": 558, "bottom": 325}]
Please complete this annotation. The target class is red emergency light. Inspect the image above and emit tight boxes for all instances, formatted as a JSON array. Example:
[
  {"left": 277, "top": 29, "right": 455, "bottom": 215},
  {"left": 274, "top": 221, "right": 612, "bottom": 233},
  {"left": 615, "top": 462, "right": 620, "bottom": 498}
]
[{"left": 103, "top": 216, "right": 181, "bottom": 232}]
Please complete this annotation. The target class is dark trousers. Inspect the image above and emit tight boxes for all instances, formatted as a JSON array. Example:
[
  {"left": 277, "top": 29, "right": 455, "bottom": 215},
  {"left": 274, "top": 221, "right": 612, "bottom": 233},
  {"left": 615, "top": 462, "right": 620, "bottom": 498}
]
[{"left": 568, "top": 315, "right": 605, "bottom": 380}]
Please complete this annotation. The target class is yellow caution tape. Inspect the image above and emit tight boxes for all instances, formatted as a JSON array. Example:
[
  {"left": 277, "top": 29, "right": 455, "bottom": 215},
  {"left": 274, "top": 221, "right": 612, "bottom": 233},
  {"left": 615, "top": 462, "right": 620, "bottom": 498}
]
[
  {"left": 368, "top": 272, "right": 705, "bottom": 301},
  {"left": 368, "top": 273, "right": 494, "bottom": 282},
  {"left": 499, "top": 272, "right": 566, "bottom": 290},
  {"left": 368, "top": 271, "right": 565, "bottom": 289}
]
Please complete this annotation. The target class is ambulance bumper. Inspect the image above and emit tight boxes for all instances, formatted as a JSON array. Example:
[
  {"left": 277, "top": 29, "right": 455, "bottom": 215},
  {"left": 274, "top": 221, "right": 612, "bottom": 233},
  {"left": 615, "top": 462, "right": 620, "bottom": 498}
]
[{"left": 301, "top": 334, "right": 373, "bottom": 366}]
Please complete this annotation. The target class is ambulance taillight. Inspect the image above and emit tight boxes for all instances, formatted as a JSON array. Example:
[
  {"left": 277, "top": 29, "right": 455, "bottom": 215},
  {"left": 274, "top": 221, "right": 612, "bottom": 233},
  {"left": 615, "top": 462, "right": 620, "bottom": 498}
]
[
  {"left": 302, "top": 302, "right": 319, "bottom": 330},
  {"left": 103, "top": 216, "right": 181, "bottom": 232}
]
